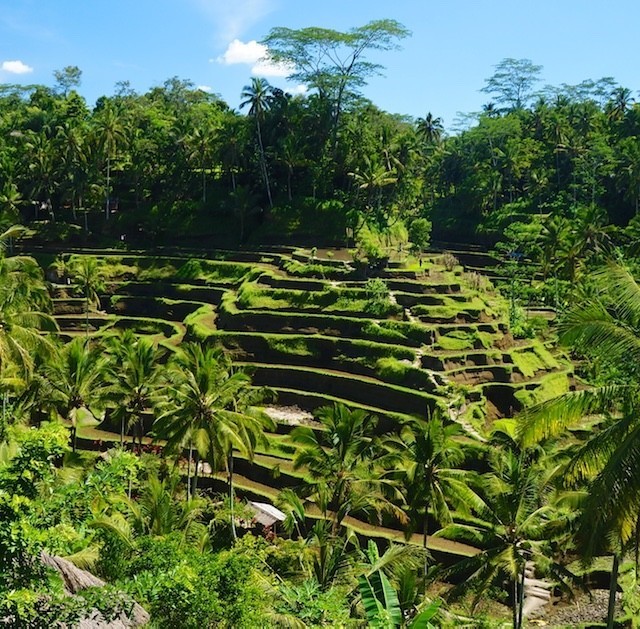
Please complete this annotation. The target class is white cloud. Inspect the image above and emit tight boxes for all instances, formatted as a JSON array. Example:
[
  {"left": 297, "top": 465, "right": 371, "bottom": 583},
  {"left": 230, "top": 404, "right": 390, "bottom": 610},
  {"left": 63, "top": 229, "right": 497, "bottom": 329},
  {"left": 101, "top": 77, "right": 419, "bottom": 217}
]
[
  {"left": 217, "top": 39, "right": 266, "bottom": 65},
  {"left": 1, "top": 60, "right": 33, "bottom": 74},
  {"left": 197, "top": 85, "right": 213, "bottom": 92},
  {"left": 217, "top": 39, "right": 294, "bottom": 78}
]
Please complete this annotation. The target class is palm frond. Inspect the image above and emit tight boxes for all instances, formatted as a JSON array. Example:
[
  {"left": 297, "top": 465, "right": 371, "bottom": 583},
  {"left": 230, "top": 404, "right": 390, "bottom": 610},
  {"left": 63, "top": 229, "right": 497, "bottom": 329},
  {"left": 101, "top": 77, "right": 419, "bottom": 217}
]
[
  {"left": 62, "top": 546, "right": 100, "bottom": 571},
  {"left": 518, "top": 385, "right": 631, "bottom": 446}
]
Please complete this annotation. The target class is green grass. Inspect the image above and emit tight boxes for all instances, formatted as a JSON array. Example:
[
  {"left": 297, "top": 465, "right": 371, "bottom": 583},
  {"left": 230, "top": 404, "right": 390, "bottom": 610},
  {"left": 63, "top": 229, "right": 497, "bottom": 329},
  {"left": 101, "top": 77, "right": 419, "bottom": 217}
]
[
  {"left": 436, "top": 330, "right": 495, "bottom": 352},
  {"left": 281, "top": 257, "right": 352, "bottom": 279},
  {"left": 510, "top": 341, "right": 559, "bottom": 378},
  {"left": 184, "top": 303, "right": 217, "bottom": 340},
  {"left": 236, "top": 282, "right": 401, "bottom": 318},
  {"left": 514, "top": 371, "right": 571, "bottom": 407}
]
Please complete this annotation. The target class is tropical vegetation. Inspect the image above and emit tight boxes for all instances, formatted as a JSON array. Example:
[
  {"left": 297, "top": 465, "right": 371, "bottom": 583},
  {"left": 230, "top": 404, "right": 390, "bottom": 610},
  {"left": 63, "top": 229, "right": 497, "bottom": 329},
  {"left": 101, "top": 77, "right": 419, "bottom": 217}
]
[{"left": 3, "top": 17, "right": 640, "bottom": 629}]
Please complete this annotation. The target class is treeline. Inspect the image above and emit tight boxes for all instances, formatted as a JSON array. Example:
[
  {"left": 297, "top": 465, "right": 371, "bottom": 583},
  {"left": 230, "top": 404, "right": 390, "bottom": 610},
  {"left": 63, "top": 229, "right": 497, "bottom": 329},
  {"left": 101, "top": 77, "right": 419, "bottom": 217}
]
[{"left": 1, "top": 59, "right": 640, "bottom": 259}]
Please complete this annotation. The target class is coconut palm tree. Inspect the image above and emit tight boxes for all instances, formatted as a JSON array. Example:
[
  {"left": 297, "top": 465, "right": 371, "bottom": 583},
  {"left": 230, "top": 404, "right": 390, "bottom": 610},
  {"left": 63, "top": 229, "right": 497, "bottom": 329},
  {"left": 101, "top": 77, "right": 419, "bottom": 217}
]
[
  {"left": 382, "top": 414, "right": 484, "bottom": 583},
  {"left": 154, "top": 342, "right": 273, "bottom": 537},
  {"left": 292, "top": 403, "right": 405, "bottom": 535},
  {"left": 41, "top": 338, "right": 111, "bottom": 452},
  {"left": 437, "top": 446, "right": 573, "bottom": 629},
  {"left": 104, "top": 330, "right": 165, "bottom": 448},
  {"left": 0, "top": 229, "right": 57, "bottom": 379},
  {"left": 416, "top": 112, "right": 444, "bottom": 147},
  {"left": 68, "top": 256, "right": 106, "bottom": 336},
  {"left": 93, "top": 104, "right": 127, "bottom": 220},
  {"left": 518, "top": 263, "right": 640, "bottom": 627},
  {"left": 240, "top": 77, "right": 273, "bottom": 208}
]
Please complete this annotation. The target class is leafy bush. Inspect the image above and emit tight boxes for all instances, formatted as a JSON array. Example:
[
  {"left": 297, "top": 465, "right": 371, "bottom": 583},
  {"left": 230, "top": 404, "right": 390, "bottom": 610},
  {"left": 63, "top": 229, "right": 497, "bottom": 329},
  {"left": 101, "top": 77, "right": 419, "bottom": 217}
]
[
  {"left": 408, "top": 217, "right": 432, "bottom": 253},
  {"left": 120, "top": 534, "right": 268, "bottom": 628},
  {"left": 440, "top": 252, "right": 460, "bottom": 272}
]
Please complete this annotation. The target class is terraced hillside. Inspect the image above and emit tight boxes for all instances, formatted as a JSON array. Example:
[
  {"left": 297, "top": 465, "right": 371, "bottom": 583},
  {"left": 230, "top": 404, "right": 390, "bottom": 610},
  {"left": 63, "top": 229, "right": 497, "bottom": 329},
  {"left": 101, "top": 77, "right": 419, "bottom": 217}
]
[
  {"left": 48, "top": 248, "right": 571, "bottom": 427},
  {"left": 45, "top": 247, "right": 572, "bottom": 553}
]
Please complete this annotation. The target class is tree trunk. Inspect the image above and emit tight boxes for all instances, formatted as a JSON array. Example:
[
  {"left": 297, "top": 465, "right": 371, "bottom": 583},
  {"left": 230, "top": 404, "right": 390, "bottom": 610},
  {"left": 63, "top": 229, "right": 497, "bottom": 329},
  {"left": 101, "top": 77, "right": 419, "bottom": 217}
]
[
  {"left": 256, "top": 119, "right": 273, "bottom": 209},
  {"left": 137, "top": 415, "right": 145, "bottom": 453},
  {"left": 120, "top": 415, "right": 125, "bottom": 447},
  {"left": 607, "top": 552, "right": 620, "bottom": 629},
  {"left": 193, "top": 451, "right": 199, "bottom": 496},
  {"left": 635, "top": 517, "right": 640, "bottom": 579},
  {"left": 105, "top": 156, "right": 111, "bottom": 221},
  {"left": 512, "top": 576, "right": 518, "bottom": 629},
  {"left": 187, "top": 441, "right": 193, "bottom": 498},
  {"left": 422, "top": 509, "right": 429, "bottom": 587},
  {"left": 72, "top": 425, "right": 77, "bottom": 453},
  {"left": 517, "top": 559, "right": 526, "bottom": 629},
  {"left": 229, "top": 453, "right": 237, "bottom": 540},
  {"left": 85, "top": 286, "right": 89, "bottom": 338}
]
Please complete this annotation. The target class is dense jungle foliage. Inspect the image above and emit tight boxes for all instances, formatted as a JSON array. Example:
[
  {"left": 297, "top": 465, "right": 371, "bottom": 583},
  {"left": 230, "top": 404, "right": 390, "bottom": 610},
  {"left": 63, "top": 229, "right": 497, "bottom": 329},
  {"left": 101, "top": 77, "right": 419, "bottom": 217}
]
[
  {"left": 4, "top": 22, "right": 640, "bottom": 627},
  {"left": 1, "top": 55, "right": 640, "bottom": 263}
]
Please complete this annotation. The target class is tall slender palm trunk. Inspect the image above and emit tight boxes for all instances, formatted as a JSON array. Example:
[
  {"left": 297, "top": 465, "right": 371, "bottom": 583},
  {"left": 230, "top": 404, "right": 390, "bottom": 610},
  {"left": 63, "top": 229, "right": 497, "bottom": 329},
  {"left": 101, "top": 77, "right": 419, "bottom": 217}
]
[
  {"left": 228, "top": 453, "right": 237, "bottom": 540},
  {"left": 256, "top": 119, "right": 273, "bottom": 209},
  {"left": 105, "top": 156, "right": 111, "bottom": 221},
  {"left": 187, "top": 441, "right": 193, "bottom": 498},
  {"left": 607, "top": 552, "right": 620, "bottom": 629},
  {"left": 423, "top": 510, "right": 430, "bottom": 587}
]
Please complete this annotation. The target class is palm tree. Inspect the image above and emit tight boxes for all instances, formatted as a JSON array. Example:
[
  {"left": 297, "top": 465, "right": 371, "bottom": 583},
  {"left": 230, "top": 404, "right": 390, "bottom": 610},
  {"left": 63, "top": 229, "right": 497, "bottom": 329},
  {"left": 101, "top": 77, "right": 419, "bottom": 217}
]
[
  {"left": 437, "top": 446, "right": 571, "bottom": 629},
  {"left": 349, "top": 155, "right": 398, "bottom": 232},
  {"left": 55, "top": 120, "right": 91, "bottom": 220},
  {"left": 105, "top": 330, "right": 165, "bottom": 448},
  {"left": 607, "top": 86, "right": 634, "bottom": 122},
  {"left": 0, "top": 230, "right": 57, "bottom": 379},
  {"left": 93, "top": 104, "right": 126, "bottom": 220},
  {"left": 154, "top": 342, "right": 273, "bottom": 537},
  {"left": 0, "top": 183, "right": 24, "bottom": 224},
  {"left": 416, "top": 112, "right": 444, "bottom": 147},
  {"left": 292, "top": 403, "right": 405, "bottom": 535},
  {"left": 68, "top": 256, "right": 106, "bottom": 336},
  {"left": 240, "top": 77, "right": 273, "bottom": 208},
  {"left": 382, "top": 414, "right": 483, "bottom": 583},
  {"left": 24, "top": 131, "right": 56, "bottom": 213},
  {"left": 130, "top": 472, "right": 206, "bottom": 542},
  {"left": 41, "top": 338, "right": 111, "bottom": 452},
  {"left": 518, "top": 263, "right": 640, "bottom": 627},
  {"left": 183, "top": 122, "right": 217, "bottom": 203}
]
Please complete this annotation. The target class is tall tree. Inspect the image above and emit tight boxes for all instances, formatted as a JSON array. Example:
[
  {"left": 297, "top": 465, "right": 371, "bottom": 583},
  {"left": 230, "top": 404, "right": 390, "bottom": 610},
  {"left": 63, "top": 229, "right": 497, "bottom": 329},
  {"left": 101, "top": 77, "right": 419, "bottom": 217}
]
[
  {"left": 41, "top": 338, "right": 111, "bottom": 452},
  {"left": 383, "top": 415, "right": 482, "bottom": 583},
  {"left": 53, "top": 66, "right": 82, "bottom": 97},
  {"left": 240, "top": 78, "right": 274, "bottom": 208},
  {"left": 105, "top": 330, "right": 165, "bottom": 448},
  {"left": 263, "top": 20, "right": 410, "bottom": 149},
  {"left": 92, "top": 104, "right": 126, "bottom": 220},
  {"left": 481, "top": 58, "right": 543, "bottom": 111},
  {"left": 154, "top": 342, "right": 273, "bottom": 538},
  {"left": 438, "top": 446, "right": 572, "bottom": 629},
  {"left": 416, "top": 112, "right": 444, "bottom": 146},
  {"left": 68, "top": 256, "right": 106, "bottom": 336},
  {"left": 518, "top": 264, "right": 640, "bottom": 628},
  {"left": 292, "top": 403, "right": 404, "bottom": 534}
]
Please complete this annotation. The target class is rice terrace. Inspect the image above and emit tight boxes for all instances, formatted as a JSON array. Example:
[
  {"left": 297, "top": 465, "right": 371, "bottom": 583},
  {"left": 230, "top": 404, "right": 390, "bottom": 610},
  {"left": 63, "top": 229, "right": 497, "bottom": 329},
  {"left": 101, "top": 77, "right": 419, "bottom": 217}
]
[{"left": 3, "top": 5, "right": 640, "bottom": 628}]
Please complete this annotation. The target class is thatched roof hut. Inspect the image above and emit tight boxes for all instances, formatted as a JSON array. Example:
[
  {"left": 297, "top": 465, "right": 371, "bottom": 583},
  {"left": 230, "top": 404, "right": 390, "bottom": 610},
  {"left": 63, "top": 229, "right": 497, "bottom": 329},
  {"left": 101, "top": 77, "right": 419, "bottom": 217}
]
[{"left": 41, "top": 552, "right": 150, "bottom": 627}]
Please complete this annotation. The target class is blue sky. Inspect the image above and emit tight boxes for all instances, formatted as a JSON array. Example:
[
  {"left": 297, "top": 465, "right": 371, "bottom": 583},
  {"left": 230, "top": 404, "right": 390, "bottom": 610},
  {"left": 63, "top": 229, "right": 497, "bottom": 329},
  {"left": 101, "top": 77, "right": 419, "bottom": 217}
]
[{"left": 1, "top": 0, "right": 639, "bottom": 128}]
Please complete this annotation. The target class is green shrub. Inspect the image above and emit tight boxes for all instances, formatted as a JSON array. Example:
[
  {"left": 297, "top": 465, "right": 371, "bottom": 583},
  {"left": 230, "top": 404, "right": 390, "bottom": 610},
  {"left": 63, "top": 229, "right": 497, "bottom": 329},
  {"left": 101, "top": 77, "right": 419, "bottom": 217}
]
[{"left": 267, "top": 336, "right": 315, "bottom": 357}]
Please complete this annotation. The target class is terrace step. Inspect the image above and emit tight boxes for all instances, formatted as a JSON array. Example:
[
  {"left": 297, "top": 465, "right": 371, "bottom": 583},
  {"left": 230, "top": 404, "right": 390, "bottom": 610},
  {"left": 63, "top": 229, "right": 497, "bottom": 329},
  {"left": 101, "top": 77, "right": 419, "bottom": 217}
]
[
  {"left": 240, "top": 362, "right": 438, "bottom": 418},
  {"left": 217, "top": 308, "right": 432, "bottom": 347},
  {"left": 109, "top": 281, "right": 226, "bottom": 303},
  {"left": 262, "top": 387, "right": 415, "bottom": 430},
  {"left": 203, "top": 470, "right": 477, "bottom": 560}
]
